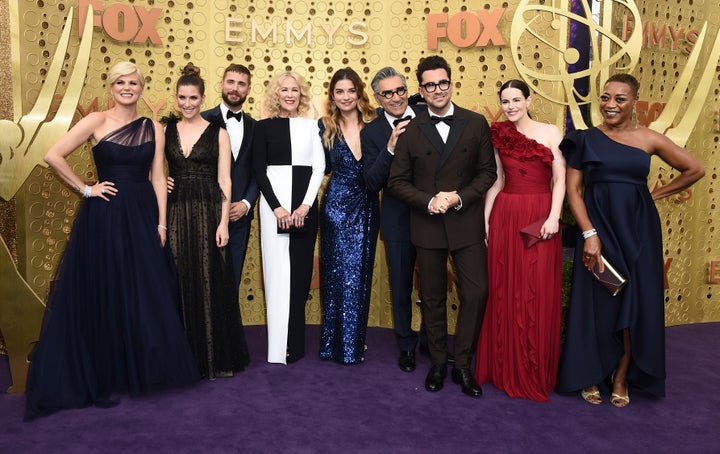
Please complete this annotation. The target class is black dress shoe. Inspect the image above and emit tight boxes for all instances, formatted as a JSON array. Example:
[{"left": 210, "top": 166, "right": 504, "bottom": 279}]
[
  {"left": 451, "top": 367, "right": 482, "bottom": 397},
  {"left": 425, "top": 364, "right": 447, "bottom": 392},
  {"left": 398, "top": 350, "right": 416, "bottom": 372}
]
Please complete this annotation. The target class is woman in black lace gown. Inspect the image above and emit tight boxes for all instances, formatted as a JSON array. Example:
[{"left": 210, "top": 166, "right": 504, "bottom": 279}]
[
  {"left": 25, "top": 62, "right": 199, "bottom": 420},
  {"left": 165, "top": 64, "right": 249, "bottom": 378}
]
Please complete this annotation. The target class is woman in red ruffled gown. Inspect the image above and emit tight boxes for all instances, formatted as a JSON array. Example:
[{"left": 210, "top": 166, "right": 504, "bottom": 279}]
[{"left": 474, "top": 80, "right": 566, "bottom": 401}]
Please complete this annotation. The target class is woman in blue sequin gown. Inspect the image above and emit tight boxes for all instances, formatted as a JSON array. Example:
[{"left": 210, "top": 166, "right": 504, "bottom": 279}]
[
  {"left": 319, "top": 68, "right": 379, "bottom": 364},
  {"left": 25, "top": 62, "right": 199, "bottom": 420}
]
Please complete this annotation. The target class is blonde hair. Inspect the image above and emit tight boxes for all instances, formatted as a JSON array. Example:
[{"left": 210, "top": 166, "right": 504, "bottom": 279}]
[
  {"left": 107, "top": 61, "right": 144, "bottom": 86},
  {"left": 321, "top": 67, "right": 376, "bottom": 149},
  {"left": 264, "top": 71, "right": 311, "bottom": 118}
]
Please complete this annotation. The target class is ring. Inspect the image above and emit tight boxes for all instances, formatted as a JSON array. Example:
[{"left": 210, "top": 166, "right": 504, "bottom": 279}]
[{"left": 101, "top": 189, "right": 105, "bottom": 194}]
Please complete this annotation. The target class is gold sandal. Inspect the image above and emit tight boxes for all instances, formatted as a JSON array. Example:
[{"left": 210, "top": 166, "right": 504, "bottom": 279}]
[
  {"left": 581, "top": 388, "right": 602, "bottom": 405},
  {"left": 610, "top": 383, "right": 630, "bottom": 408}
]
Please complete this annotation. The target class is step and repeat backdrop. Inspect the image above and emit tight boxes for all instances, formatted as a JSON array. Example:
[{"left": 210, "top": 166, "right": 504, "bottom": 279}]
[{"left": 1, "top": 0, "right": 718, "bottom": 353}]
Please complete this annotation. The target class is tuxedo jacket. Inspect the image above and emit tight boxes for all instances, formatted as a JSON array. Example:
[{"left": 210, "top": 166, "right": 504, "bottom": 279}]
[
  {"left": 362, "top": 105, "right": 425, "bottom": 242},
  {"left": 201, "top": 106, "right": 259, "bottom": 218},
  {"left": 387, "top": 103, "right": 496, "bottom": 251}
]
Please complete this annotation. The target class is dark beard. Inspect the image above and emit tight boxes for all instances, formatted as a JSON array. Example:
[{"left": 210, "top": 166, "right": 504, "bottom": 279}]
[{"left": 222, "top": 92, "right": 246, "bottom": 109}]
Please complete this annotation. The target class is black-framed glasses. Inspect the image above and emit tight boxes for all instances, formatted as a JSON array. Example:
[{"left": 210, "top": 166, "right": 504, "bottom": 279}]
[
  {"left": 421, "top": 80, "right": 451, "bottom": 93},
  {"left": 378, "top": 87, "right": 408, "bottom": 99}
]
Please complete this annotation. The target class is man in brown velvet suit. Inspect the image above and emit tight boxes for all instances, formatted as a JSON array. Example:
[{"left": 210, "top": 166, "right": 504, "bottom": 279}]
[{"left": 387, "top": 55, "right": 496, "bottom": 397}]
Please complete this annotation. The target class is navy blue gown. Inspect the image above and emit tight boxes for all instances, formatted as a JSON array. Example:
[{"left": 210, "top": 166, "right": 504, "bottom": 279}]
[
  {"left": 25, "top": 118, "right": 200, "bottom": 420},
  {"left": 319, "top": 123, "right": 379, "bottom": 364},
  {"left": 556, "top": 127, "right": 665, "bottom": 397}
]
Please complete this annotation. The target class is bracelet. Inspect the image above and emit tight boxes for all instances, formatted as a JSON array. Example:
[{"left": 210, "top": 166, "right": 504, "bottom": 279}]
[
  {"left": 582, "top": 228, "right": 597, "bottom": 239},
  {"left": 82, "top": 185, "right": 92, "bottom": 198},
  {"left": 157, "top": 225, "right": 168, "bottom": 231}
]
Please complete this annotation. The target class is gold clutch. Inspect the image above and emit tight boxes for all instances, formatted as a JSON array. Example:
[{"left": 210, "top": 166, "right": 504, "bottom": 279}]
[{"left": 591, "top": 255, "right": 627, "bottom": 296}]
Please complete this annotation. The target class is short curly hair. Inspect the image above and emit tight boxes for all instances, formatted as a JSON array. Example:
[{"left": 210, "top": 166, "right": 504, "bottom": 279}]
[{"left": 263, "top": 71, "right": 312, "bottom": 118}]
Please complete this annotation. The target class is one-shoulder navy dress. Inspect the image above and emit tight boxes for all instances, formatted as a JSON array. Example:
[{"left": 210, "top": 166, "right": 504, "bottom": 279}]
[
  {"left": 25, "top": 118, "right": 200, "bottom": 420},
  {"left": 556, "top": 127, "right": 665, "bottom": 398}
]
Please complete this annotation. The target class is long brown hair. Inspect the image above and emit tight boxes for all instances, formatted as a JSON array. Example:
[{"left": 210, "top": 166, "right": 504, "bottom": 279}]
[{"left": 321, "top": 67, "right": 376, "bottom": 149}]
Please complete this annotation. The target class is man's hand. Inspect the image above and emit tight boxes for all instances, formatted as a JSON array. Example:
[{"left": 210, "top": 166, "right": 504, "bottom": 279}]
[
  {"left": 167, "top": 176, "right": 175, "bottom": 193},
  {"left": 430, "top": 190, "right": 459, "bottom": 214},
  {"left": 387, "top": 119, "right": 411, "bottom": 154},
  {"left": 229, "top": 201, "right": 249, "bottom": 222}
]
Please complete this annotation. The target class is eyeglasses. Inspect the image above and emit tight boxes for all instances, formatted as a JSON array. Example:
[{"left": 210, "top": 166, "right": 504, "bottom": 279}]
[
  {"left": 420, "top": 80, "right": 451, "bottom": 93},
  {"left": 378, "top": 87, "right": 407, "bottom": 99}
]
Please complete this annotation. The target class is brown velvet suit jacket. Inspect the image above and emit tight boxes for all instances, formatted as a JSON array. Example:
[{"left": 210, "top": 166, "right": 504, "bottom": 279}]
[{"left": 387, "top": 103, "right": 496, "bottom": 251}]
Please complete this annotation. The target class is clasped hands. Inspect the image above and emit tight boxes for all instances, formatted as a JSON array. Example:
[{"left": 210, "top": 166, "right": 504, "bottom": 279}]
[
  {"left": 429, "top": 191, "right": 459, "bottom": 215},
  {"left": 275, "top": 204, "right": 310, "bottom": 229}
]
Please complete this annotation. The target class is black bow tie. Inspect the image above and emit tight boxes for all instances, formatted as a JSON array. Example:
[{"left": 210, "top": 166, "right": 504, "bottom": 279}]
[
  {"left": 430, "top": 115, "right": 453, "bottom": 125},
  {"left": 392, "top": 115, "right": 412, "bottom": 127},
  {"left": 226, "top": 110, "right": 243, "bottom": 121}
]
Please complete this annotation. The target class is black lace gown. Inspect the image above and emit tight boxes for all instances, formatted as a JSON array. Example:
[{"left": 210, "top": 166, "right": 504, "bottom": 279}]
[
  {"left": 25, "top": 118, "right": 200, "bottom": 420},
  {"left": 165, "top": 120, "right": 249, "bottom": 378}
]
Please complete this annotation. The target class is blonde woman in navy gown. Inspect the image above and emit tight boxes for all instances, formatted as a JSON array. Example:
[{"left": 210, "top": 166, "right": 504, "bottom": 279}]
[
  {"left": 252, "top": 71, "right": 325, "bottom": 364},
  {"left": 26, "top": 62, "right": 199, "bottom": 420},
  {"left": 556, "top": 74, "right": 704, "bottom": 406},
  {"left": 165, "top": 64, "right": 249, "bottom": 379},
  {"left": 475, "top": 80, "right": 565, "bottom": 401},
  {"left": 319, "top": 68, "right": 379, "bottom": 364}
]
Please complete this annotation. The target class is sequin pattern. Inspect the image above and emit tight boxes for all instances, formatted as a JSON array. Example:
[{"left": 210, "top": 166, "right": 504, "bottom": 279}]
[{"left": 319, "top": 132, "right": 379, "bottom": 364}]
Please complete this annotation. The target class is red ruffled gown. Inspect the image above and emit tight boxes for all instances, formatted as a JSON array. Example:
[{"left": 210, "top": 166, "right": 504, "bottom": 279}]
[{"left": 474, "top": 121, "right": 562, "bottom": 401}]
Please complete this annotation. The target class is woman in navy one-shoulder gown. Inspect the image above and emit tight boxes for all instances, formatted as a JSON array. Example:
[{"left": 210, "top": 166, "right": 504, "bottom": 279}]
[
  {"left": 556, "top": 74, "right": 703, "bottom": 407},
  {"left": 25, "top": 62, "right": 199, "bottom": 420}
]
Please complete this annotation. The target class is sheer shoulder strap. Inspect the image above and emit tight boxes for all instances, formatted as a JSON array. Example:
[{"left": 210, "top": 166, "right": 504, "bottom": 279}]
[{"left": 103, "top": 117, "right": 155, "bottom": 147}]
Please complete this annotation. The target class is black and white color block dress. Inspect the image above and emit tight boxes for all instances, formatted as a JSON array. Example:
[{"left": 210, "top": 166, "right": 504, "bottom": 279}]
[{"left": 252, "top": 116, "right": 326, "bottom": 364}]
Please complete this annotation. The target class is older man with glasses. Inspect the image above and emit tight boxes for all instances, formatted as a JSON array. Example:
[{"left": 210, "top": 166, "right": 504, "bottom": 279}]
[{"left": 361, "top": 67, "right": 428, "bottom": 373}]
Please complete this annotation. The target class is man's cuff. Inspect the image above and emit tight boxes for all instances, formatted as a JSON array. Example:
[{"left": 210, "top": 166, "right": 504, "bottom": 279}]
[
  {"left": 241, "top": 199, "right": 251, "bottom": 215},
  {"left": 454, "top": 194, "right": 463, "bottom": 210},
  {"left": 427, "top": 196, "right": 435, "bottom": 214},
  {"left": 386, "top": 147, "right": 395, "bottom": 156}
]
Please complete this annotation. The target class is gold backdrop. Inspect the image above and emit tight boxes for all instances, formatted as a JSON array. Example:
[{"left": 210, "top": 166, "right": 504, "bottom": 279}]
[{"left": 1, "top": 0, "right": 719, "bottom": 376}]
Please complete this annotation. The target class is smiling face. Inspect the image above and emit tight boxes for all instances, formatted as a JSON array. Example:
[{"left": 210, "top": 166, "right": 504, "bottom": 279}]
[
  {"left": 332, "top": 78, "right": 359, "bottom": 114},
  {"left": 176, "top": 84, "right": 205, "bottom": 119},
  {"left": 277, "top": 76, "right": 301, "bottom": 117},
  {"left": 500, "top": 87, "right": 531, "bottom": 123},
  {"left": 375, "top": 75, "right": 408, "bottom": 118},
  {"left": 600, "top": 81, "right": 638, "bottom": 127},
  {"left": 111, "top": 72, "right": 143, "bottom": 105},
  {"left": 221, "top": 71, "right": 250, "bottom": 109},
  {"left": 418, "top": 68, "right": 452, "bottom": 115}
]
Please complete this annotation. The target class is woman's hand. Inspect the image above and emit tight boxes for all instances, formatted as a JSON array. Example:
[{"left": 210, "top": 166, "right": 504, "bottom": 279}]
[
  {"left": 291, "top": 204, "right": 310, "bottom": 228},
  {"left": 540, "top": 218, "right": 560, "bottom": 239},
  {"left": 582, "top": 235, "right": 604, "bottom": 272},
  {"left": 216, "top": 223, "right": 229, "bottom": 247},
  {"left": 274, "top": 206, "right": 292, "bottom": 231},
  {"left": 157, "top": 226, "right": 167, "bottom": 247},
  {"left": 91, "top": 181, "right": 117, "bottom": 201}
]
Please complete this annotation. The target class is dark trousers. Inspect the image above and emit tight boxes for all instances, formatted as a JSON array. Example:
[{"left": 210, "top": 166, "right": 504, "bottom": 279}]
[
  {"left": 386, "top": 239, "right": 418, "bottom": 351},
  {"left": 416, "top": 242, "right": 488, "bottom": 369},
  {"left": 228, "top": 216, "right": 252, "bottom": 288}
]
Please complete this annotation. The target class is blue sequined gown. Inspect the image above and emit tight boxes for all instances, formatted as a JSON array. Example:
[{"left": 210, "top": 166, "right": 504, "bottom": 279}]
[
  {"left": 25, "top": 118, "right": 200, "bottom": 420},
  {"left": 319, "top": 123, "right": 379, "bottom": 364}
]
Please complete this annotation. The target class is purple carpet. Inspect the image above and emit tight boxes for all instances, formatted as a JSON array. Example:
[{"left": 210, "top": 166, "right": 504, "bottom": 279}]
[{"left": 1, "top": 323, "right": 718, "bottom": 453}]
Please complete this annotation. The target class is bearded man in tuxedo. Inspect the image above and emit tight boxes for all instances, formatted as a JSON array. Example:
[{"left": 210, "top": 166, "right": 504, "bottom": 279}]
[{"left": 200, "top": 64, "right": 258, "bottom": 287}]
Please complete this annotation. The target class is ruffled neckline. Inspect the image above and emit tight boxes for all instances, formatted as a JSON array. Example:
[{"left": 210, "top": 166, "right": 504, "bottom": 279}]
[{"left": 491, "top": 121, "right": 553, "bottom": 164}]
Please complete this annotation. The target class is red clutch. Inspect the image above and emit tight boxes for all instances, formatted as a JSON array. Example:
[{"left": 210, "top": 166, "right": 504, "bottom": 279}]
[{"left": 519, "top": 218, "right": 564, "bottom": 248}]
